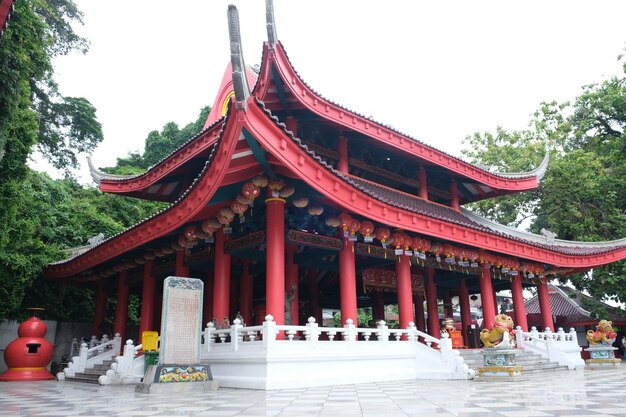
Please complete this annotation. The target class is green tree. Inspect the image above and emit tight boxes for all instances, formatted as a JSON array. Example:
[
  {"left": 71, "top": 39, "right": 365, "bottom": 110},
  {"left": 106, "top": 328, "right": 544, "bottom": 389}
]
[
  {"left": 462, "top": 54, "right": 626, "bottom": 314},
  {"left": 0, "top": 0, "right": 103, "bottom": 319}
]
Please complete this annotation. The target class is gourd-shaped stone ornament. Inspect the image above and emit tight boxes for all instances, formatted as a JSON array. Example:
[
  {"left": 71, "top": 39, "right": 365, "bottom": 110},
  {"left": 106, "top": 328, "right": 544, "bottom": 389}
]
[{"left": 0, "top": 312, "right": 54, "bottom": 381}]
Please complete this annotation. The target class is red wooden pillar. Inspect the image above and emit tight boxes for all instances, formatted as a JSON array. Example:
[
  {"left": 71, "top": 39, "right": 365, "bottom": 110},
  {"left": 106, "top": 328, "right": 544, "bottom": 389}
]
[
  {"left": 92, "top": 279, "right": 107, "bottom": 337},
  {"left": 285, "top": 244, "right": 299, "bottom": 325},
  {"left": 203, "top": 270, "right": 214, "bottom": 327},
  {"left": 413, "top": 293, "right": 426, "bottom": 332},
  {"left": 266, "top": 196, "right": 285, "bottom": 327},
  {"left": 213, "top": 229, "right": 231, "bottom": 322},
  {"left": 418, "top": 164, "right": 428, "bottom": 200},
  {"left": 480, "top": 265, "right": 496, "bottom": 330},
  {"left": 337, "top": 135, "right": 348, "bottom": 173},
  {"left": 339, "top": 239, "right": 357, "bottom": 325},
  {"left": 458, "top": 279, "right": 471, "bottom": 335},
  {"left": 175, "top": 249, "right": 189, "bottom": 277},
  {"left": 425, "top": 267, "right": 439, "bottom": 338},
  {"left": 139, "top": 260, "right": 155, "bottom": 338},
  {"left": 396, "top": 254, "right": 413, "bottom": 329},
  {"left": 537, "top": 280, "right": 555, "bottom": 331},
  {"left": 511, "top": 275, "right": 528, "bottom": 331},
  {"left": 114, "top": 271, "right": 129, "bottom": 341},
  {"left": 443, "top": 290, "right": 453, "bottom": 318},
  {"left": 372, "top": 291, "right": 385, "bottom": 323},
  {"left": 307, "top": 269, "right": 321, "bottom": 324},
  {"left": 239, "top": 260, "right": 253, "bottom": 326}
]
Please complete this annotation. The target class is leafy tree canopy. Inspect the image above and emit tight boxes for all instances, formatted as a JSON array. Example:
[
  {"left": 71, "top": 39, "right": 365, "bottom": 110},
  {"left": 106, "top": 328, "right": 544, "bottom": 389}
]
[{"left": 462, "top": 54, "right": 626, "bottom": 315}]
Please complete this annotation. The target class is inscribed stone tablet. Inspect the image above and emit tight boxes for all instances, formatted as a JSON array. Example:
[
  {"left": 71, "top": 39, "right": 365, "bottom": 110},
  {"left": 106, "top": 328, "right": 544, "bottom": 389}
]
[{"left": 160, "top": 277, "right": 203, "bottom": 364}]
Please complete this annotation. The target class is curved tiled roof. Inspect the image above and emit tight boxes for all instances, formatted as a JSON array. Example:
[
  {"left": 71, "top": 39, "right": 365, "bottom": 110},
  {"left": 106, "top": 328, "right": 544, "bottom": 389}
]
[
  {"left": 254, "top": 98, "right": 626, "bottom": 258},
  {"left": 47, "top": 113, "right": 229, "bottom": 269},
  {"left": 90, "top": 116, "right": 225, "bottom": 185},
  {"left": 275, "top": 41, "right": 548, "bottom": 182}
]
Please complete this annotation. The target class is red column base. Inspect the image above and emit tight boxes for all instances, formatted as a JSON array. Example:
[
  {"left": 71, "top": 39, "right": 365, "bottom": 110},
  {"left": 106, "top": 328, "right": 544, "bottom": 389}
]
[{"left": 0, "top": 367, "right": 54, "bottom": 381}]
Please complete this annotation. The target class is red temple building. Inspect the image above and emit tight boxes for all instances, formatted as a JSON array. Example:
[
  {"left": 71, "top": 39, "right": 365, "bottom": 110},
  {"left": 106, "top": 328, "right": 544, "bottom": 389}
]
[{"left": 45, "top": 2, "right": 626, "bottom": 388}]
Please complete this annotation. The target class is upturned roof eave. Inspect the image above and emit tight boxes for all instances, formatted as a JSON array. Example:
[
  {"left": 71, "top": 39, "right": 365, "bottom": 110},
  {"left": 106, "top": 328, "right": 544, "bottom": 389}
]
[{"left": 267, "top": 40, "right": 548, "bottom": 192}]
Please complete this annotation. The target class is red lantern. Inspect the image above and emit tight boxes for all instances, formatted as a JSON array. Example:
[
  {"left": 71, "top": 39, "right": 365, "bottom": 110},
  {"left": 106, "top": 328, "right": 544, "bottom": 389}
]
[
  {"left": 375, "top": 227, "right": 390, "bottom": 244},
  {"left": 201, "top": 219, "right": 220, "bottom": 235},
  {"left": 236, "top": 194, "right": 253, "bottom": 205},
  {"left": 231, "top": 200, "right": 249, "bottom": 215},
  {"left": 390, "top": 232, "right": 405, "bottom": 249},
  {"left": 184, "top": 225, "right": 199, "bottom": 241},
  {"left": 338, "top": 213, "right": 352, "bottom": 231},
  {"left": 359, "top": 221, "right": 374, "bottom": 238},
  {"left": 217, "top": 207, "right": 235, "bottom": 225},
  {"left": 242, "top": 182, "right": 261, "bottom": 199},
  {"left": 348, "top": 218, "right": 361, "bottom": 236}
]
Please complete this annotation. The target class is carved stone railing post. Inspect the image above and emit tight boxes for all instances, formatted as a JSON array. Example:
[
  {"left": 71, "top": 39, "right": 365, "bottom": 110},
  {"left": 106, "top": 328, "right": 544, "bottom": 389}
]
[
  {"left": 89, "top": 335, "right": 98, "bottom": 349},
  {"left": 344, "top": 318, "right": 356, "bottom": 343},
  {"left": 77, "top": 342, "right": 88, "bottom": 372},
  {"left": 557, "top": 327, "right": 566, "bottom": 343},
  {"left": 569, "top": 327, "right": 577, "bottom": 342},
  {"left": 99, "top": 334, "right": 109, "bottom": 354},
  {"left": 262, "top": 315, "right": 277, "bottom": 350},
  {"left": 377, "top": 320, "right": 389, "bottom": 344},
  {"left": 406, "top": 322, "right": 417, "bottom": 342},
  {"left": 305, "top": 316, "right": 319, "bottom": 346},
  {"left": 231, "top": 318, "right": 242, "bottom": 351},
  {"left": 515, "top": 325, "right": 524, "bottom": 348},
  {"left": 113, "top": 333, "right": 122, "bottom": 355},
  {"left": 204, "top": 322, "right": 214, "bottom": 352}
]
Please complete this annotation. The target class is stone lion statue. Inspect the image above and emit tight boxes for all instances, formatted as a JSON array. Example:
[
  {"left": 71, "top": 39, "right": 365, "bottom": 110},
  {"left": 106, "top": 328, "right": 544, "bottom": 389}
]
[
  {"left": 586, "top": 320, "right": 617, "bottom": 345},
  {"left": 480, "top": 314, "right": 515, "bottom": 348}
]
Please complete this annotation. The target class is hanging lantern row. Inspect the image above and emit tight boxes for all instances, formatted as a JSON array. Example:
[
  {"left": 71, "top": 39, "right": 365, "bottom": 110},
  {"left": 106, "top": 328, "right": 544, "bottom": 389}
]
[{"left": 321, "top": 212, "right": 547, "bottom": 276}]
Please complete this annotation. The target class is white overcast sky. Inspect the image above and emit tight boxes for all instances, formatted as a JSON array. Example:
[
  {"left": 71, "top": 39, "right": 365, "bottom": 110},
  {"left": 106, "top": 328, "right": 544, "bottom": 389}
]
[{"left": 39, "top": 0, "right": 626, "bottom": 182}]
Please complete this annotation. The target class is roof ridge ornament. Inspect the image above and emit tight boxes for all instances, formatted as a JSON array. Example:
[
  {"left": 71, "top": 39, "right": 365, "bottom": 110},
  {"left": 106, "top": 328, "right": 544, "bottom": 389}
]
[
  {"left": 492, "top": 147, "right": 550, "bottom": 180},
  {"left": 265, "top": 0, "right": 277, "bottom": 48},
  {"left": 86, "top": 156, "right": 135, "bottom": 185},
  {"left": 228, "top": 4, "right": 250, "bottom": 111}
]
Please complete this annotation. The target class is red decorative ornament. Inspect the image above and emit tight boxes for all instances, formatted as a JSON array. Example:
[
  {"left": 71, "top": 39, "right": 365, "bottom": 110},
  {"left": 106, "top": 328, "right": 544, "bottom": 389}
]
[
  {"left": 143, "top": 252, "right": 156, "bottom": 261},
  {"left": 338, "top": 213, "right": 352, "bottom": 231},
  {"left": 201, "top": 219, "right": 221, "bottom": 235},
  {"left": 217, "top": 207, "right": 235, "bottom": 225},
  {"left": 184, "top": 225, "right": 199, "bottom": 241},
  {"left": 161, "top": 246, "right": 175, "bottom": 255},
  {"left": 252, "top": 175, "right": 268, "bottom": 188},
  {"left": 242, "top": 182, "right": 261, "bottom": 199},
  {"left": 390, "top": 232, "right": 405, "bottom": 249},
  {"left": 292, "top": 196, "right": 310, "bottom": 208},
  {"left": 231, "top": 200, "right": 249, "bottom": 215},
  {"left": 359, "top": 221, "right": 375, "bottom": 237},
  {"left": 0, "top": 313, "right": 54, "bottom": 381},
  {"left": 375, "top": 227, "right": 390, "bottom": 244},
  {"left": 348, "top": 218, "right": 361, "bottom": 236}
]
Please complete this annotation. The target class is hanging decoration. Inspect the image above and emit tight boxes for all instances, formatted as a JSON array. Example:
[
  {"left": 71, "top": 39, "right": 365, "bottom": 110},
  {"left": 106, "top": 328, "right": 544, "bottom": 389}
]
[
  {"left": 292, "top": 196, "right": 310, "bottom": 208},
  {"left": 268, "top": 179, "right": 285, "bottom": 198},
  {"left": 217, "top": 207, "right": 235, "bottom": 234},
  {"left": 230, "top": 200, "right": 249, "bottom": 223},
  {"left": 389, "top": 231, "right": 405, "bottom": 256},
  {"left": 325, "top": 215, "right": 340, "bottom": 228},
  {"left": 375, "top": 227, "right": 390, "bottom": 249},
  {"left": 242, "top": 181, "right": 261, "bottom": 200},
  {"left": 347, "top": 218, "right": 360, "bottom": 242},
  {"left": 279, "top": 185, "right": 295, "bottom": 198},
  {"left": 359, "top": 221, "right": 375, "bottom": 243},
  {"left": 201, "top": 218, "right": 222, "bottom": 242},
  {"left": 337, "top": 213, "right": 352, "bottom": 238},
  {"left": 251, "top": 175, "right": 268, "bottom": 188}
]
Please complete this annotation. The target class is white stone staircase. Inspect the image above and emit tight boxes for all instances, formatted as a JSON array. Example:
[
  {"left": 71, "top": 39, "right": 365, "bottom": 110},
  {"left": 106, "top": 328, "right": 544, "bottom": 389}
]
[
  {"left": 457, "top": 348, "right": 570, "bottom": 375},
  {"left": 65, "top": 359, "right": 115, "bottom": 384}
]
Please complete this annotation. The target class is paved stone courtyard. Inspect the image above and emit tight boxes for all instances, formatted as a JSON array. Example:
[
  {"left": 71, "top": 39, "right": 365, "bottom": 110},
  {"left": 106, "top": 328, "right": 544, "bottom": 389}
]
[{"left": 1, "top": 366, "right": 626, "bottom": 416}]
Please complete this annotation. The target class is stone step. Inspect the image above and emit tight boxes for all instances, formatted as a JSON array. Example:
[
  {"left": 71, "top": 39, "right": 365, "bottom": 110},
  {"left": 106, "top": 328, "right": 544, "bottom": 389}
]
[
  {"left": 74, "top": 372, "right": 102, "bottom": 380},
  {"left": 66, "top": 375, "right": 101, "bottom": 384}
]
